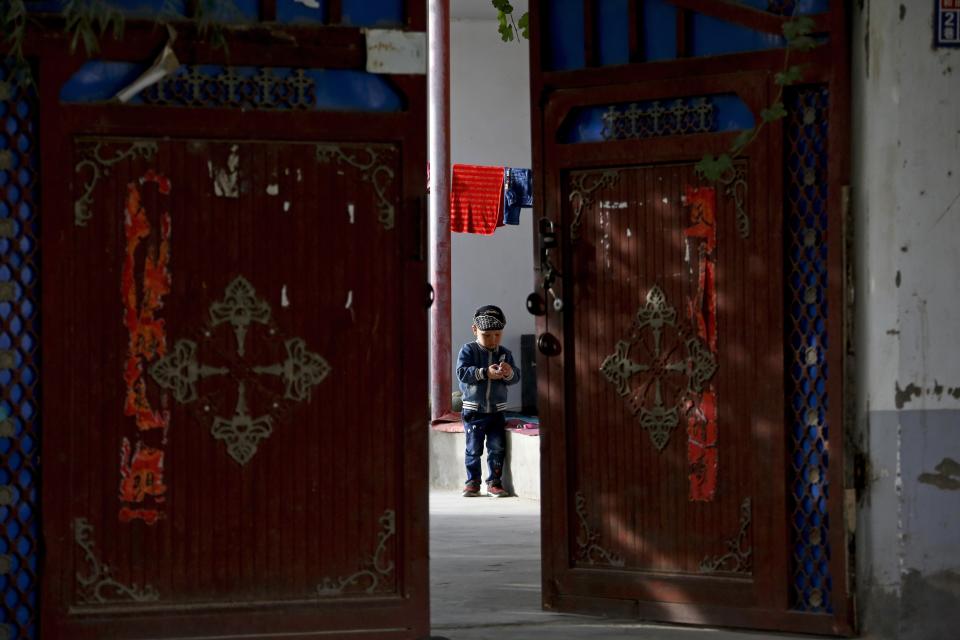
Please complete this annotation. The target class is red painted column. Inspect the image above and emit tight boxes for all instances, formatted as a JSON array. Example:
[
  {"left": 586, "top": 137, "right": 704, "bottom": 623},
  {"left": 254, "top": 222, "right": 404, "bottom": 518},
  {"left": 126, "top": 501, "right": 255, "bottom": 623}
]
[{"left": 428, "top": 0, "right": 452, "bottom": 421}]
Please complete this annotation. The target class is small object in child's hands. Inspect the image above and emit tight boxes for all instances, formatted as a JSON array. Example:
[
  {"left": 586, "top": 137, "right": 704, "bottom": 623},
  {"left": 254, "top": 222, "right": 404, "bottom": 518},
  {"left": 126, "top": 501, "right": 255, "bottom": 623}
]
[{"left": 492, "top": 354, "right": 506, "bottom": 375}]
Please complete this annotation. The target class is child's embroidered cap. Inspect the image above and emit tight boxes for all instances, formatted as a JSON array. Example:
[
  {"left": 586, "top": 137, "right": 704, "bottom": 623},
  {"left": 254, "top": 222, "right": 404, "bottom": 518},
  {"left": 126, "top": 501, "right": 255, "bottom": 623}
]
[{"left": 474, "top": 305, "right": 506, "bottom": 331}]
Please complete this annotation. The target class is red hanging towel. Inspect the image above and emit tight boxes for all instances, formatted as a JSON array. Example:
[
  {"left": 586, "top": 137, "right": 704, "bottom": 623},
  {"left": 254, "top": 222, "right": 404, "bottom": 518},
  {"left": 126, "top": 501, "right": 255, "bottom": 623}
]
[{"left": 450, "top": 164, "right": 505, "bottom": 235}]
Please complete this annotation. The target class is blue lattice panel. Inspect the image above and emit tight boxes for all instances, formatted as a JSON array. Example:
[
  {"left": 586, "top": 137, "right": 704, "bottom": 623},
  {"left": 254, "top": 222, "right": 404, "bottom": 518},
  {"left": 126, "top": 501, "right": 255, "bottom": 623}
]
[
  {"left": 0, "top": 60, "right": 41, "bottom": 640},
  {"left": 60, "top": 63, "right": 404, "bottom": 112},
  {"left": 559, "top": 93, "right": 754, "bottom": 143},
  {"left": 785, "top": 85, "right": 832, "bottom": 613}
]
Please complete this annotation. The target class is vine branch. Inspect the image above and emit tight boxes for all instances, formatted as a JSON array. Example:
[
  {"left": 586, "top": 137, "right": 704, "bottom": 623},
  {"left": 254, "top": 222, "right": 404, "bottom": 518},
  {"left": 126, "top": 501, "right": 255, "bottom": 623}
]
[
  {"left": 492, "top": 0, "right": 529, "bottom": 42},
  {"left": 695, "top": 14, "right": 818, "bottom": 183},
  {"left": 1, "top": 0, "right": 238, "bottom": 85}
]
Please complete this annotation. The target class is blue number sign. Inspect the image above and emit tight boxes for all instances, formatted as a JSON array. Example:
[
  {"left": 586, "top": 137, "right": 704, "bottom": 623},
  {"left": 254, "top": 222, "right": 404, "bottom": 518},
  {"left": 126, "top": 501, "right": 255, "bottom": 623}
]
[{"left": 936, "top": 0, "right": 960, "bottom": 47}]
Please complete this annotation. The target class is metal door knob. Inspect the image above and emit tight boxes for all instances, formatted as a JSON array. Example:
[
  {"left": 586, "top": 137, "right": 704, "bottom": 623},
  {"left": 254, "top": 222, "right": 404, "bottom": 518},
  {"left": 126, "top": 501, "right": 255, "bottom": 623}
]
[
  {"left": 526, "top": 292, "right": 546, "bottom": 316},
  {"left": 537, "top": 333, "right": 561, "bottom": 356}
]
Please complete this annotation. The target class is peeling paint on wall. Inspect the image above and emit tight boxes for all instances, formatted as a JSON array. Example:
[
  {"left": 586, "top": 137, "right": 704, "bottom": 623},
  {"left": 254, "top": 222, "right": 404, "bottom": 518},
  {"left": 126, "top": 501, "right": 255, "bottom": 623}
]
[
  {"left": 347, "top": 202, "right": 355, "bottom": 224},
  {"left": 600, "top": 208, "right": 612, "bottom": 272},
  {"left": 895, "top": 382, "right": 921, "bottom": 408},
  {"left": 895, "top": 380, "right": 960, "bottom": 407},
  {"left": 918, "top": 458, "right": 960, "bottom": 490},
  {"left": 599, "top": 200, "right": 627, "bottom": 209},
  {"left": 207, "top": 144, "right": 240, "bottom": 198}
]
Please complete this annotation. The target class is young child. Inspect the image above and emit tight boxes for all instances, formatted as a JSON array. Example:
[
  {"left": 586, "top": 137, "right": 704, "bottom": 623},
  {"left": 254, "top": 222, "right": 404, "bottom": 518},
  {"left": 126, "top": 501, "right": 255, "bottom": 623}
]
[{"left": 456, "top": 305, "right": 521, "bottom": 497}]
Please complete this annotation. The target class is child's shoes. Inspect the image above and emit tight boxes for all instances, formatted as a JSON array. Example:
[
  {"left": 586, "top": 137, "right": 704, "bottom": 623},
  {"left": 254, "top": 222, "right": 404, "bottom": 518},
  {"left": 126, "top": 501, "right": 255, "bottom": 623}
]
[{"left": 487, "top": 484, "right": 509, "bottom": 498}]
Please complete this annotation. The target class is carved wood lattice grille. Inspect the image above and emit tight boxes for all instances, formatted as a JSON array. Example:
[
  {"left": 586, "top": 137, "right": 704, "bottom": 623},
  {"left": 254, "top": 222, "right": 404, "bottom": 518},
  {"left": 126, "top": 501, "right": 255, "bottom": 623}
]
[
  {"left": 0, "top": 60, "right": 40, "bottom": 640},
  {"left": 785, "top": 85, "right": 833, "bottom": 613}
]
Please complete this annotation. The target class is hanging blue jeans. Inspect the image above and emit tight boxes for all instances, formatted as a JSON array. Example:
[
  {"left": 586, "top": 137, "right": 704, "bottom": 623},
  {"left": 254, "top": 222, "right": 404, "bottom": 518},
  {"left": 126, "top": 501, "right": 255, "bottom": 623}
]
[{"left": 463, "top": 410, "right": 506, "bottom": 486}]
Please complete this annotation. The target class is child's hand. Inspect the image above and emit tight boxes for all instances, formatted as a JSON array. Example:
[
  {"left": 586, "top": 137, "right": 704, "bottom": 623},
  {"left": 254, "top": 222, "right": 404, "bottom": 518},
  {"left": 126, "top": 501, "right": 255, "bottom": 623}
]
[
  {"left": 498, "top": 362, "right": 513, "bottom": 378},
  {"left": 487, "top": 365, "right": 505, "bottom": 379}
]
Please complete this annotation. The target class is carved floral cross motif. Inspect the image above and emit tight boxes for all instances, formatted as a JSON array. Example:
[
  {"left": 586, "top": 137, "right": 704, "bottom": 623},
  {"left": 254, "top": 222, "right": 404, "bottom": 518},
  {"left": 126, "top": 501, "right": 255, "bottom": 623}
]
[
  {"left": 150, "top": 276, "right": 331, "bottom": 465},
  {"left": 600, "top": 285, "right": 717, "bottom": 451}
]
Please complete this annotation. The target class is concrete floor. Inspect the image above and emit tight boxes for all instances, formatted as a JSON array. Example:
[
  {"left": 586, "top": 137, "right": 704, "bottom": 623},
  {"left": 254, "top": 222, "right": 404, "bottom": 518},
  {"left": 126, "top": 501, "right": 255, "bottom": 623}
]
[{"left": 429, "top": 490, "right": 816, "bottom": 640}]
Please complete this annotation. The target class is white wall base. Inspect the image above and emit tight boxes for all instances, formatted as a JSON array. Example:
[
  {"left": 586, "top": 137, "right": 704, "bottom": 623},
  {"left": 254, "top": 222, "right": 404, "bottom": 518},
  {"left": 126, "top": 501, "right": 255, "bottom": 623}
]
[{"left": 429, "top": 429, "right": 541, "bottom": 500}]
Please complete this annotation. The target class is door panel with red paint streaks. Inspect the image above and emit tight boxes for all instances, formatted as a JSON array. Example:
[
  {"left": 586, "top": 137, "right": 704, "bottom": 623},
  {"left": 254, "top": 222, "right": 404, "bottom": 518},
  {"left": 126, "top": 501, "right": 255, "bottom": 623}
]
[{"left": 42, "top": 134, "right": 428, "bottom": 638}]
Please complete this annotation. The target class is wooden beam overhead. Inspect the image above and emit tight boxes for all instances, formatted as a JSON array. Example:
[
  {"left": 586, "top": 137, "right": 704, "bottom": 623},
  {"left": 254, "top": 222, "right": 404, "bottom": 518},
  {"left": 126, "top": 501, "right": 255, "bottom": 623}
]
[{"left": 664, "top": 0, "right": 828, "bottom": 36}]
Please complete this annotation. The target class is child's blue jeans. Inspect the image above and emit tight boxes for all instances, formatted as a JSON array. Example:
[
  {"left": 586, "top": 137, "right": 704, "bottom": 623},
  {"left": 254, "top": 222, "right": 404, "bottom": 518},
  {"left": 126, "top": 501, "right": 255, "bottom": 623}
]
[{"left": 462, "top": 410, "right": 506, "bottom": 486}]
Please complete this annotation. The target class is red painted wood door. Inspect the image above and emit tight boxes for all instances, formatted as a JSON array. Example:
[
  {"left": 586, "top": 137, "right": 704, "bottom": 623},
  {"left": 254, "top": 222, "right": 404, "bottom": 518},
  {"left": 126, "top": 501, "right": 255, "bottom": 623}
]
[
  {"left": 36, "top": 18, "right": 429, "bottom": 640},
  {"left": 530, "top": 1, "right": 852, "bottom": 635}
]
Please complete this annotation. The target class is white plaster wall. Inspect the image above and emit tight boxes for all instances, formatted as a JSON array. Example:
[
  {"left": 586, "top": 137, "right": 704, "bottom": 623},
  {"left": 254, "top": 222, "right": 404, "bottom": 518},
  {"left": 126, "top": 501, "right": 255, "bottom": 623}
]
[
  {"left": 449, "top": 16, "right": 536, "bottom": 410},
  {"left": 853, "top": 0, "right": 960, "bottom": 415},
  {"left": 852, "top": 2, "right": 960, "bottom": 636},
  {"left": 429, "top": 430, "right": 541, "bottom": 499}
]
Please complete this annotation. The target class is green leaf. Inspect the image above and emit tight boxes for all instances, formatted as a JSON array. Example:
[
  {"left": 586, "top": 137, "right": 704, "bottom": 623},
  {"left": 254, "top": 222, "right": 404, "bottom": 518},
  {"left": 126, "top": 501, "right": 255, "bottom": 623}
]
[
  {"left": 788, "top": 35, "right": 818, "bottom": 51},
  {"left": 497, "top": 13, "right": 513, "bottom": 41},
  {"left": 95, "top": 13, "right": 109, "bottom": 35},
  {"left": 3, "top": 0, "right": 26, "bottom": 27},
  {"left": 113, "top": 13, "right": 125, "bottom": 40},
  {"left": 695, "top": 153, "right": 734, "bottom": 183},
  {"left": 782, "top": 16, "right": 815, "bottom": 41},
  {"left": 69, "top": 25, "right": 82, "bottom": 53},
  {"left": 492, "top": 0, "right": 513, "bottom": 13},
  {"left": 517, "top": 12, "right": 529, "bottom": 39},
  {"left": 1, "top": 0, "right": 27, "bottom": 58},
  {"left": 81, "top": 26, "right": 98, "bottom": 56},
  {"left": 211, "top": 29, "right": 227, "bottom": 52},
  {"left": 774, "top": 64, "right": 804, "bottom": 86},
  {"left": 760, "top": 102, "right": 787, "bottom": 123}
]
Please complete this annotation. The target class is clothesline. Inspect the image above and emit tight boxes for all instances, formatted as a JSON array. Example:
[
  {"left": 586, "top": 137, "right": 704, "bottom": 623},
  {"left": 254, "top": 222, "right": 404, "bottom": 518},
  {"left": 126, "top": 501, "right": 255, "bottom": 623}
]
[{"left": 429, "top": 164, "right": 534, "bottom": 235}]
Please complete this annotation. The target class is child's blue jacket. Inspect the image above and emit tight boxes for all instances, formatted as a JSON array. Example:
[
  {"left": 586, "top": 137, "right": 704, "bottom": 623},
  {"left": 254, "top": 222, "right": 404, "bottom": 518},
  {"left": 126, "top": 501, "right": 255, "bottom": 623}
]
[{"left": 456, "top": 342, "right": 521, "bottom": 413}]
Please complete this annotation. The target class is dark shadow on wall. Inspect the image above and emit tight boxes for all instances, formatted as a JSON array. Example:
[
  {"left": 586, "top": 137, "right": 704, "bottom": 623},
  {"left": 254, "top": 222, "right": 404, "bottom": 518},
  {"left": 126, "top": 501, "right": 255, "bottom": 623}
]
[{"left": 900, "top": 569, "right": 960, "bottom": 640}]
